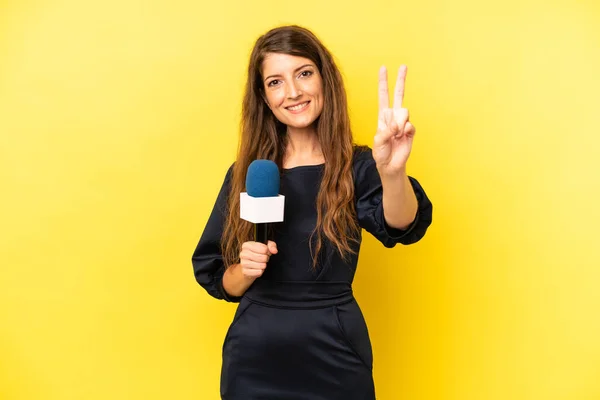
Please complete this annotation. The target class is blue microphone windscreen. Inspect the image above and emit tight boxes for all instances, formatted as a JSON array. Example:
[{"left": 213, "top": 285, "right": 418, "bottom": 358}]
[{"left": 246, "top": 160, "right": 280, "bottom": 197}]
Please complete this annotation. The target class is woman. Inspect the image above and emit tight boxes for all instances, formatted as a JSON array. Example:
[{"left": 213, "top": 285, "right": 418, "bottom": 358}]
[{"left": 192, "top": 25, "right": 433, "bottom": 400}]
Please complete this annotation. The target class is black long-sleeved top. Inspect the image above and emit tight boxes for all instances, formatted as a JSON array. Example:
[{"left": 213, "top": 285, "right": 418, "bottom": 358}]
[{"left": 192, "top": 146, "right": 433, "bottom": 302}]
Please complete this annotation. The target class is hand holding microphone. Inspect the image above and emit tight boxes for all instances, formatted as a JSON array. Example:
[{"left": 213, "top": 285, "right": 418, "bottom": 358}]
[
  {"left": 238, "top": 159, "right": 285, "bottom": 280},
  {"left": 239, "top": 240, "right": 278, "bottom": 279},
  {"left": 222, "top": 159, "right": 285, "bottom": 297}
]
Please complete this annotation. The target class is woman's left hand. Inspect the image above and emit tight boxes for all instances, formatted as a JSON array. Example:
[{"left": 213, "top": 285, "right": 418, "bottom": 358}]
[{"left": 373, "top": 65, "right": 416, "bottom": 177}]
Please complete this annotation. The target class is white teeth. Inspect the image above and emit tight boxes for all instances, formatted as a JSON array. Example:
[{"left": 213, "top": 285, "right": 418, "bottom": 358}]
[{"left": 287, "top": 102, "right": 309, "bottom": 111}]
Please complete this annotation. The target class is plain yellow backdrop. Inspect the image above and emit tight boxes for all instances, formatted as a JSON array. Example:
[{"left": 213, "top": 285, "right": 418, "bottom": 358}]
[{"left": 1, "top": 0, "right": 600, "bottom": 399}]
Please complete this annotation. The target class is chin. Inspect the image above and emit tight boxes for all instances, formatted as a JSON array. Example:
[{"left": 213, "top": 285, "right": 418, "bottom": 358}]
[
  {"left": 287, "top": 121, "right": 314, "bottom": 129},
  {"left": 272, "top": 111, "right": 321, "bottom": 130},
  {"left": 285, "top": 116, "right": 320, "bottom": 130}
]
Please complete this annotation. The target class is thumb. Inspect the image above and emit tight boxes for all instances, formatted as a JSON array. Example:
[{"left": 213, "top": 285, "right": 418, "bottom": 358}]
[{"left": 267, "top": 241, "right": 278, "bottom": 255}]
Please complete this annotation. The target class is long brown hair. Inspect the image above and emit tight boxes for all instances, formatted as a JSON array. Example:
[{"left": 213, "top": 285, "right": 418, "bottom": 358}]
[{"left": 222, "top": 25, "right": 361, "bottom": 269}]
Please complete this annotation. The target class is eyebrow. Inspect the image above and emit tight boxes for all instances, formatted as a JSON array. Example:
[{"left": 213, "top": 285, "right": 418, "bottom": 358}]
[{"left": 264, "top": 64, "right": 314, "bottom": 82}]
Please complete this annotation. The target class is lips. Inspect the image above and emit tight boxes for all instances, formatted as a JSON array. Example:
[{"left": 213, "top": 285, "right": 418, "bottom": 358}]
[{"left": 285, "top": 101, "right": 310, "bottom": 112}]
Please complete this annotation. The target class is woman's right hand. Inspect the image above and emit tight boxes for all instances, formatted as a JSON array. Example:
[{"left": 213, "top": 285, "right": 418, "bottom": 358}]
[{"left": 239, "top": 241, "right": 278, "bottom": 279}]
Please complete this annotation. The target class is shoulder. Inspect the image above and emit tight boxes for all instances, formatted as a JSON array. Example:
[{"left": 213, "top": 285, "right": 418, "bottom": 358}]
[
  {"left": 213, "top": 162, "right": 236, "bottom": 199},
  {"left": 352, "top": 143, "right": 372, "bottom": 159},
  {"left": 350, "top": 144, "right": 381, "bottom": 198},
  {"left": 222, "top": 161, "right": 236, "bottom": 183},
  {"left": 352, "top": 144, "right": 376, "bottom": 163},
  {"left": 352, "top": 144, "right": 377, "bottom": 176},
  {"left": 226, "top": 161, "right": 235, "bottom": 176}
]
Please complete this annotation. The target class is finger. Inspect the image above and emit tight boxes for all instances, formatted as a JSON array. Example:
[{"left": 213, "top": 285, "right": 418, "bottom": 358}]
[
  {"left": 404, "top": 121, "right": 416, "bottom": 136},
  {"left": 241, "top": 241, "right": 259, "bottom": 251},
  {"left": 376, "top": 109, "right": 396, "bottom": 142},
  {"left": 240, "top": 250, "right": 269, "bottom": 263},
  {"left": 378, "top": 66, "right": 389, "bottom": 112},
  {"left": 394, "top": 109, "right": 409, "bottom": 138},
  {"left": 241, "top": 260, "right": 267, "bottom": 270},
  {"left": 394, "top": 108, "right": 409, "bottom": 126},
  {"left": 394, "top": 65, "right": 407, "bottom": 110},
  {"left": 243, "top": 268, "right": 265, "bottom": 278},
  {"left": 390, "top": 119, "right": 399, "bottom": 135},
  {"left": 393, "top": 122, "right": 405, "bottom": 139},
  {"left": 243, "top": 241, "right": 270, "bottom": 255},
  {"left": 267, "top": 241, "right": 278, "bottom": 255}
]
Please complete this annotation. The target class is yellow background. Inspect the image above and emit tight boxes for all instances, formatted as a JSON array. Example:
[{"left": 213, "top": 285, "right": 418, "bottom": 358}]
[{"left": 1, "top": 0, "right": 599, "bottom": 398}]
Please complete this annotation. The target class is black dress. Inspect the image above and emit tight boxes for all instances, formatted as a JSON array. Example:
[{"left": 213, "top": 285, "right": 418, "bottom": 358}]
[{"left": 192, "top": 147, "right": 433, "bottom": 400}]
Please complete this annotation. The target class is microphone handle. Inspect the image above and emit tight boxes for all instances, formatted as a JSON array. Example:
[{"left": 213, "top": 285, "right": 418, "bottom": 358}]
[{"left": 254, "top": 223, "right": 268, "bottom": 245}]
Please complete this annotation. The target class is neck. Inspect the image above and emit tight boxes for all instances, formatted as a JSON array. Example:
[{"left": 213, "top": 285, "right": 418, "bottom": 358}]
[{"left": 284, "top": 125, "right": 323, "bottom": 167}]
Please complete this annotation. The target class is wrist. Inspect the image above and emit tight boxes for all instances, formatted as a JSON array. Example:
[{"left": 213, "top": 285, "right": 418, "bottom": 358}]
[
  {"left": 377, "top": 165, "right": 407, "bottom": 183},
  {"left": 222, "top": 263, "right": 255, "bottom": 297}
]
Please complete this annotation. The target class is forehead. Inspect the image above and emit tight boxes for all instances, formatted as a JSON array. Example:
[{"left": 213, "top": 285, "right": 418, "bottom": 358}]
[{"left": 261, "top": 53, "right": 316, "bottom": 76}]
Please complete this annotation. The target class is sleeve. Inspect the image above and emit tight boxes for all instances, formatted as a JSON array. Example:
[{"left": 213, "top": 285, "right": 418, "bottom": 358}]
[
  {"left": 353, "top": 147, "right": 433, "bottom": 248},
  {"left": 191, "top": 163, "right": 242, "bottom": 302}
]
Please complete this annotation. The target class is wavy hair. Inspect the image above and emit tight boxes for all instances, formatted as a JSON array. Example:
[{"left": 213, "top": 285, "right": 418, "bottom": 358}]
[{"left": 221, "top": 25, "right": 360, "bottom": 269}]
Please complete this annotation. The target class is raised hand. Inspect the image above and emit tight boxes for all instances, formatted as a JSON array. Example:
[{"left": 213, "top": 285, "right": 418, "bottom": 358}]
[{"left": 373, "top": 65, "right": 416, "bottom": 177}]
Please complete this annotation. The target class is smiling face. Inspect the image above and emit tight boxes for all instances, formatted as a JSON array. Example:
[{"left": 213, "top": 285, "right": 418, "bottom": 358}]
[{"left": 261, "top": 53, "right": 324, "bottom": 131}]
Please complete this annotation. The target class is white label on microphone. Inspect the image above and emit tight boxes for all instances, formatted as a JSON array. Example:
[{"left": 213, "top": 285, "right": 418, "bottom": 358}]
[{"left": 240, "top": 192, "right": 285, "bottom": 223}]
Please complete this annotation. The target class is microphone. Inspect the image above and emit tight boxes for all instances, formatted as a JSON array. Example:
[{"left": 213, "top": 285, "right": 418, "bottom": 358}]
[{"left": 240, "top": 160, "right": 285, "bottom": 244}]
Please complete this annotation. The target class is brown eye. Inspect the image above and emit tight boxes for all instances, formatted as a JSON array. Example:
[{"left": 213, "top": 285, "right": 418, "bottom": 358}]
[
  {"left": 268, "top": 80, "right": 280, "bottom": 87},
  {"left": 300, "top": 70, "right": 313, "bottom": 78}
]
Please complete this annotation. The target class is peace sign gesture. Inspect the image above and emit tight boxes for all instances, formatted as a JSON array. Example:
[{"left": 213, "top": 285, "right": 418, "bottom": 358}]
[{"left": 373, "top": 65, "right": 416, "bottom": 177}]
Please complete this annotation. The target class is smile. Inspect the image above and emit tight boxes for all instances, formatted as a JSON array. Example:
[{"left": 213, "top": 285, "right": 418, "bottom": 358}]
[{"left": 286, "top": 101, "right": 310, "bottom": 112}]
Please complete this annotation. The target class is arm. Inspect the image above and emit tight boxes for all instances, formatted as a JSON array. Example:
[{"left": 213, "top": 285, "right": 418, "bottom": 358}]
[
  {"left": 222, "top": 263, "right": 252, "bottom": 297},
  {"left": 192, "top": 164, "right": 279, "bottom": 300},
  {"left": 379, "top": 167, "right": 419, "bottom": 230},
  {"left": 354, "top": 147, "right": 432, "bottom": 247},
  {"left": 192, "top": 164, "right": 241, "bottom": 302},
  {"left": 373, "top": 65, "right": 426, "bottom": 233}
]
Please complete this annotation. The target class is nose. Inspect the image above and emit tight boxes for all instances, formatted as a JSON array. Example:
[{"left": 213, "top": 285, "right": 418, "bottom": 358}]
[{"left": 286, "top": 81, "right": 302, "bottom": 99}]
